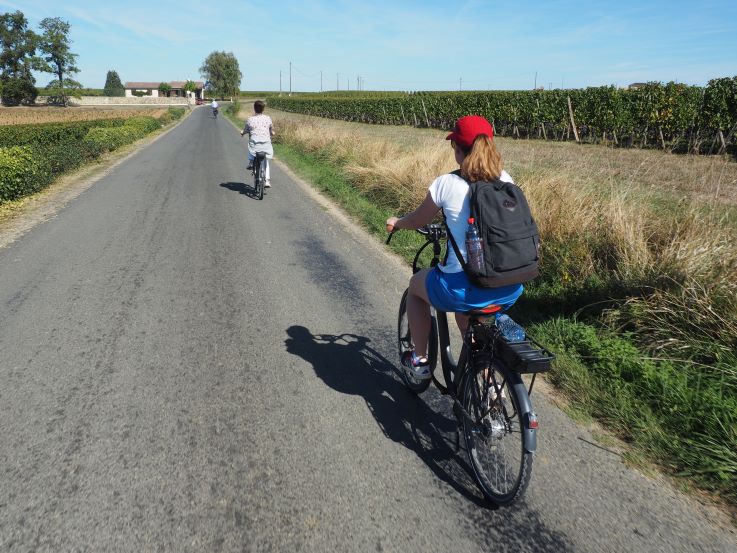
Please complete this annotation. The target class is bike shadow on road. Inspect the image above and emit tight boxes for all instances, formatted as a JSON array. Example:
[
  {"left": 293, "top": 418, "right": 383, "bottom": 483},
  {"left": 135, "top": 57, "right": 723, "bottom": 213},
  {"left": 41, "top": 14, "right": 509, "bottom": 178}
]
[
  {"left": 219, "top": 181, "right": 263, "bottom": 200},
  {"left": 284, "top": 325, "right": 572, "bottom": 550},
  {"left": 284, "top": 325, "right": 498, "bottom": 507}
]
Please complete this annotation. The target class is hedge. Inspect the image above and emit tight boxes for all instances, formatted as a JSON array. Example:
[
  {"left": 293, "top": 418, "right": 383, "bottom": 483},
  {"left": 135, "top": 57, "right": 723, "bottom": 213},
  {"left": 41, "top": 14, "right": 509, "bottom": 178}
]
[
  {"left": 0, "top": 146, "right": 51, "bottom": 201},
  {"left": 84, "top": 116, "right": 161, "bottom": 153},
  {"left": 0, "top": 119, "right": 126, "bottom": 148},
  {"left": 0, "top": 115, "right": 165, "bottom": 204}
]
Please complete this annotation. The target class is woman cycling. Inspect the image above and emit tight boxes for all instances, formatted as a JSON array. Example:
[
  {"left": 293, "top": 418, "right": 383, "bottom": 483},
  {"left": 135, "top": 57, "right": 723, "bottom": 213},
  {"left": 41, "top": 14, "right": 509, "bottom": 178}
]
[
  {"left": 386, "top": 115, "right": 524, "bottom": 379},
  {"left": 241, "top": 100, "right": 275, "bottom": 187}
]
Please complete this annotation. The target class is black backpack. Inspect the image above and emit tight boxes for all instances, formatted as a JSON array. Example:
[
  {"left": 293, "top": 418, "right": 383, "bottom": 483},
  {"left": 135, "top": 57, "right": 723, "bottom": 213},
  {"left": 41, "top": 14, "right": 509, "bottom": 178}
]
[{"left": 444, "top": 173, "right": 540, "bottom": 288}]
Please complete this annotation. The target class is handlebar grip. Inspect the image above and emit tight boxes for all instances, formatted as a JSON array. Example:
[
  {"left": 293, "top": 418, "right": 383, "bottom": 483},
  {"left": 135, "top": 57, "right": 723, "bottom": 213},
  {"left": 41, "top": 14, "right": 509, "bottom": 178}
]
[{"left": 386, "top": 232, "right": 395, "bottom": 245}]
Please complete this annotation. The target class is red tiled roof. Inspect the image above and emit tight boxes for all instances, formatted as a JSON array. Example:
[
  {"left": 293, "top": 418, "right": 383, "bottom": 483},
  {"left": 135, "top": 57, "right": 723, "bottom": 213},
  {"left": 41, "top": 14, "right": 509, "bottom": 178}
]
[
  {"left": 125, "top": 81, "right": 205, "bottom": 89},
  {"left": 169, "top": 81, "right": 204, "bottom": 89}
]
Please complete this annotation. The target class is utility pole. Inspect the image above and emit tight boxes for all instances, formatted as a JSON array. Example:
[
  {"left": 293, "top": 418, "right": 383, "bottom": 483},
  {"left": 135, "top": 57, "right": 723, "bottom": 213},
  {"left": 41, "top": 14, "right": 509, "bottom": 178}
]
[
  {"left": 459, "top": 77, "right": 462, "bottom": 91},
  {"left": 320, "top": 71, "right": 323, "bottom": 92},
  {"left": 357, "top": 76, "right": 359, "bottom": 91},
  {"left": 347, "top": 76, "right": 349, "bottom": 91},
  {"left": 534, "top": 71, "right": 537, "bottom": 90},
  {"left": 337, "top": 73, "right": 339, "bottom": 91},
  {"left": 289, "top": 61, "right": 292, "bottom": 95},
  {"left": 279, "top": 71, "right": 282, "bottom": 94}
]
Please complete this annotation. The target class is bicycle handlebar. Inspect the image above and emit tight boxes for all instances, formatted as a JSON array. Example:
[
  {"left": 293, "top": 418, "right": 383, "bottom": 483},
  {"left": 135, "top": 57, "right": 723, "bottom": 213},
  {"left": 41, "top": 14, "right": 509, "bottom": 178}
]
[{"left": 386, "top": 223, "right": 445, "bottom": 245}]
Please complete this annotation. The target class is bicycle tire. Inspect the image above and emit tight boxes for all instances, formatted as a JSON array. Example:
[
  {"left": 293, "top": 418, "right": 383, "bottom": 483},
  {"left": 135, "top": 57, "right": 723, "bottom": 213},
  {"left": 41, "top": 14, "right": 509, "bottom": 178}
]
[
  {"left": 461, "top": 358, "right": 532, "bottom": 505},
  {"left": 397, "top": 288, "right": 437, "bottom": 394},
  {"left": 253, "top": 160, "right": 263, "bottom": 200}
]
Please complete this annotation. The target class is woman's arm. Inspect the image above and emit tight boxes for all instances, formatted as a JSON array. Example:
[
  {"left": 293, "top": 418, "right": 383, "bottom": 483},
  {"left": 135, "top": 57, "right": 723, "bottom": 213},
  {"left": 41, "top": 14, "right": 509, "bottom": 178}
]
[{"left": 386, "top": 192, "right": 439, "bottom": 233}]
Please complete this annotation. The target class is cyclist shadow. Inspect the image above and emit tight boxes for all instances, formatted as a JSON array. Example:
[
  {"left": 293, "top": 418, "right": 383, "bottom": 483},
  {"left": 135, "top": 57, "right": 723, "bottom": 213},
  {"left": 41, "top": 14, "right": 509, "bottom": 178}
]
[
  {"left": 219, "top": 181, "right": 260, "bottom": 199},
  {"left": 284, "top": 325, "right": 489, "bottom": 507}
]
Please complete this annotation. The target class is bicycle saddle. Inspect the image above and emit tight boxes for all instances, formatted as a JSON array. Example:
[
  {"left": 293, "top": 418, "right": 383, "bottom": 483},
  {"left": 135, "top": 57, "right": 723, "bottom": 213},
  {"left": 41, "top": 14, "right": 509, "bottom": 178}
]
[{"left": 465, "top": 304, "right": 502, "bottom": 318}]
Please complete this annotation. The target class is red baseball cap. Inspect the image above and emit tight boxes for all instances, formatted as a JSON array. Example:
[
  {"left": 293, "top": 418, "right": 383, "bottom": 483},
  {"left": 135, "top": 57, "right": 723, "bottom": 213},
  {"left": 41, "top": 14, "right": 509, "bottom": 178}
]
[{"left": 446, "top": 115, "right": 494, "bottom": 150}]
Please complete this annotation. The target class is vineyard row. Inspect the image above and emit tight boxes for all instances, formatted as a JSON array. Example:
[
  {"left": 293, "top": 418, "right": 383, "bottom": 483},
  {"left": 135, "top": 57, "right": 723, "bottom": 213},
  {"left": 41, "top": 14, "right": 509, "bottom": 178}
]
[{"left": 268, "top": 77, "right": 737, "bottom": 154}]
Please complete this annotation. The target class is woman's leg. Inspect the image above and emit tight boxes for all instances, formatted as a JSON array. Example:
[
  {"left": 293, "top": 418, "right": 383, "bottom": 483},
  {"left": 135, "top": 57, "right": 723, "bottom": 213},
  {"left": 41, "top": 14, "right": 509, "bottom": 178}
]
[
  {"left": 455, "top": 313, "right": 469, "bottom": 336},
  {"left": 407, "top": 268, "right": 432, "bottom": 358},
  {"left": 265, "top": 159, "right": 270, "bottom": 181}
]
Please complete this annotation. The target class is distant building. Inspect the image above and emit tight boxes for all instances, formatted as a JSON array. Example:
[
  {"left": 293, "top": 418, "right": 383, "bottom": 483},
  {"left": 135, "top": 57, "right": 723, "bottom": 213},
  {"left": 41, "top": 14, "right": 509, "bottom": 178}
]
[
  {"left": 124, "top": 81, "right": 205, "bottom": 99},
  {"left": 628, "top": 82, "right": 647, "bottom": 89}
]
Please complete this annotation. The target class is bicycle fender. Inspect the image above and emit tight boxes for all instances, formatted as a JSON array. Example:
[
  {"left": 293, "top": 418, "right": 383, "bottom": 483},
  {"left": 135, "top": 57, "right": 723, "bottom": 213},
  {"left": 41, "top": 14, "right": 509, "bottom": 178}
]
[{"left": 510, "top": 376, "right": 537, "bottom": 453}]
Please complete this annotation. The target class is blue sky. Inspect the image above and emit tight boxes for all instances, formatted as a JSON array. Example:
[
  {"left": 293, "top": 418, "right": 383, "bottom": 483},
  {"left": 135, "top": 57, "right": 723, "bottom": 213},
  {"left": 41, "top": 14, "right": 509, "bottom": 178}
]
[{"left": 3, "top": 0, "right": 736, "bottom": 91}]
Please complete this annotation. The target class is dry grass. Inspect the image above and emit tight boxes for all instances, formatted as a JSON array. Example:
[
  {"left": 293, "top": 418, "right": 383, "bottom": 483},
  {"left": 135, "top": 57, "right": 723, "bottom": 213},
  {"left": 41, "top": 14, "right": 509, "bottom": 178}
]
[
  {"left": 266, "top": 108, "right": 737, "bottom": 208},
  {"left": 264, "top": 107, "right": 737, "bottom": 359},
  {"left": 0, "top": 106, "right": 169, "bottom": 125}
]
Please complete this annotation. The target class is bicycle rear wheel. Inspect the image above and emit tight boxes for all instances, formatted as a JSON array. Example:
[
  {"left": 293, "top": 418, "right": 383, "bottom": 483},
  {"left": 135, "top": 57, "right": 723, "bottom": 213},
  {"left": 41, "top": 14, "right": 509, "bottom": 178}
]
[
  {"left": 461, "top": 359, "right": 532, "bottom": 505},
  {"left": 253, "top": 161, "right": 263, "bottom": 200},
  {"left": 397, "top": 288, "right": 436, "bottom": 394}
]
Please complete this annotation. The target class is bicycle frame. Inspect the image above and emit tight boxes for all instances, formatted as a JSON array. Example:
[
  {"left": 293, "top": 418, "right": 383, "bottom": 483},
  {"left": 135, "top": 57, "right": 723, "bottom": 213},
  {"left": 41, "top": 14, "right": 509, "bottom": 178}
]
[{"left": 391, "top": 225, "right": 539, "bottom": 454}]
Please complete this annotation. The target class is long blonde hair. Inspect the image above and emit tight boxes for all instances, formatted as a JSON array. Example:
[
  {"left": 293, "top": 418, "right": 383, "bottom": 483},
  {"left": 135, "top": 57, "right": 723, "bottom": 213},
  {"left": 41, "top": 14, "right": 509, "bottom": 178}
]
[{"left": 460, "top": 135, "right": 503, "bottom": 182}]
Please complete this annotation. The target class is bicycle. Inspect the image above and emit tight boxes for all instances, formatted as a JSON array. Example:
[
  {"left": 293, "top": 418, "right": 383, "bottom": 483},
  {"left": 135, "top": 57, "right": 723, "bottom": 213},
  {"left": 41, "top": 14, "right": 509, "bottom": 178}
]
[
  {"left": 388, "top": 224, "right": 554, "bottom": 505},
  {"left": 251, "top": 152, "right": 267, "bottom": 200},
  {"left": 212, "top": 107, "right": 218, "bottom": 119}
]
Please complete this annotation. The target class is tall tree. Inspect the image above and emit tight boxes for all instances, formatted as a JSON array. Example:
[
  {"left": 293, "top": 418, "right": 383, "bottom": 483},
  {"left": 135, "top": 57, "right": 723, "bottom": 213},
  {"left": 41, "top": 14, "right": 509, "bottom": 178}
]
[
  {"left": 103, "top": 70, "right": 124, "bottom": 97},
  {"left": 38, "top": 17, "right": 80, "bottom": 106},
  {"left": 158, "top": 82, "right": 172, "bottom": 97},
  {"left": 200, "top": 51, "right": 241, "bottom": 99},
  {"left": 0, "top": 10, "right": 39, "bottom": 106}
]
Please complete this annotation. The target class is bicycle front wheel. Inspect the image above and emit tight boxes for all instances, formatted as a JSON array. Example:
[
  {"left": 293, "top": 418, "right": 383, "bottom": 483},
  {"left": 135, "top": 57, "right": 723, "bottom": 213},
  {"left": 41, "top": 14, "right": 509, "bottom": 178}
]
[
  {"left": 461, "top": 359, "right": 532, "bottom": 505},
  {"left": 397, "top": 288, "right": 436, "bottom": 394}
]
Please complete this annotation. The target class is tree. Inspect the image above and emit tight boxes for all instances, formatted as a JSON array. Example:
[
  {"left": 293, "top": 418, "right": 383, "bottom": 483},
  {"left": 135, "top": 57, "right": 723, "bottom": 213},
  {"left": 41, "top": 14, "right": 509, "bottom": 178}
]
[
  {"left": 200, "top": 51, "right": 241, "bottom": 99},
  {"left": 158, "top": 82, "right": 172, "bottom": 97},
  {"left": 37, "top": 17, "right": 80, "bottom": 106},
  {"left": 104, "top": 70, "right": 125, "bottom": 96},
  {"left": 0, "top": 10, "right": 39, "bottom": 106}
]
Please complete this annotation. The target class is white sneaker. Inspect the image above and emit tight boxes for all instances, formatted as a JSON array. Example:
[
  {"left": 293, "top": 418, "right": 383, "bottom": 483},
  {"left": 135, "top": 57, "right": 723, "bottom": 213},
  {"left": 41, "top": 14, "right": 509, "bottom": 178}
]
[{"left": 264, "top": 180, "right": 271, "bottom": 188}]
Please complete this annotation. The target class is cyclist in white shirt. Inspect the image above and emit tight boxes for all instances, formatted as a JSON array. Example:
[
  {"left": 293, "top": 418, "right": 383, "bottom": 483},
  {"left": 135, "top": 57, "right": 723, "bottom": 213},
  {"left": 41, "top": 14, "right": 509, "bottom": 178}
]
[
  {"left": 211, "top": 99, "right": 219, "bottom": 117},
  {"left": 240, "top": 100, "right": 275, "bottom": 187}
]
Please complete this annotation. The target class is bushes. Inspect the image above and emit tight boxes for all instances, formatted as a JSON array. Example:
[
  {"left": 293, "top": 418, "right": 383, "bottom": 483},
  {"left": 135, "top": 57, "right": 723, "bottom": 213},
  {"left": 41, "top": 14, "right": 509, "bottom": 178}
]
[
  {"left": 0, "top": 114, "right": 166, "bottom": 204},
  {"left": 0, "top": 118, "right": 125, "bottom": 148},
  {"left": 84, "top": 116, "right": 160, "bottom": 153},
  {"left": 158, "top": 107, "right": 185, "bottom": 124},
  {"left": 0, "top": 146, "right": 51, "bottom": 201}
]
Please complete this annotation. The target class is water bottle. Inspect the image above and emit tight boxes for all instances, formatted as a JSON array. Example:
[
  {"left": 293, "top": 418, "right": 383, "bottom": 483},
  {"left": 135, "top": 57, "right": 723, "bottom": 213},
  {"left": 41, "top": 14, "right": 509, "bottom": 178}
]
[
  {"left": 465, "top": 217, "right": 485, "bottom": 273},
  {"left": 496, "top": 314, "right": 526, "bottom": 342}
]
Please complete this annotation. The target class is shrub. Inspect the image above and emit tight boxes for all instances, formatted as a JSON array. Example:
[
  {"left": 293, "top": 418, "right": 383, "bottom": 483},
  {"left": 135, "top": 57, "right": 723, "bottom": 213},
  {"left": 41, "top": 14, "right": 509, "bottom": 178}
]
[
  {"left": 0, "top": 146, "right": 51, "bottom": 201},
  {"left": 167, "top": 107, "right": 185, "bottom": 120},
  {"left": 123, "top": 116, "right": 160, "bottom": 134},
  {"left": 84, "top": 126, "right": 141, "bottom": 153},
  {"left": 0, "top": 119, "right": 125, "bottom": 148}
]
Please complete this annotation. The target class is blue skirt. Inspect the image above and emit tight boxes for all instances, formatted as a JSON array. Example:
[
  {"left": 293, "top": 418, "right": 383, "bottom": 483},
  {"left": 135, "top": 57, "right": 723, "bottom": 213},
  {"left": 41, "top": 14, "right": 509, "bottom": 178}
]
[{"left": 425, "top": 267, "right": 523, "bottom": 313}]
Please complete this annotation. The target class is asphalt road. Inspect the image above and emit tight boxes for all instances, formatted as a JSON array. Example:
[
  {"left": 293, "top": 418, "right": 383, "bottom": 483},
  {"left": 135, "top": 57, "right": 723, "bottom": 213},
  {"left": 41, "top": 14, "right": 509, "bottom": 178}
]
[{"left": 0, "top": 107, "right": 735, "bottom": 552}]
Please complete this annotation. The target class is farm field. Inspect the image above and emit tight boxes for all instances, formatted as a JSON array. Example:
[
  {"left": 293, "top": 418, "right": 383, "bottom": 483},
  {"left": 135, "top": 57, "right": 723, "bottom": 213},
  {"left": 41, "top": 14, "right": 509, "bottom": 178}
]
[
  {"left": 0, "top": 106, "right": 169, "bottom": 125},
  {"left": 260, "top": 107, "right": 737, "bottom": 209},
  {"left": 245, "top": 105, "right": 737, "bottom": 507}
]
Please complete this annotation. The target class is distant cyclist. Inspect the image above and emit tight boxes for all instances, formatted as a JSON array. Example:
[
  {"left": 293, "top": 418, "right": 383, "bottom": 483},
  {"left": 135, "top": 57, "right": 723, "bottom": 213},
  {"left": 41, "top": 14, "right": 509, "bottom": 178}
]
[
  {"left": 240, "top": 100, "right": 275, "bottom": 187},
  {"left": 211, "top": 99, "right": 219, "bottom": 118}
]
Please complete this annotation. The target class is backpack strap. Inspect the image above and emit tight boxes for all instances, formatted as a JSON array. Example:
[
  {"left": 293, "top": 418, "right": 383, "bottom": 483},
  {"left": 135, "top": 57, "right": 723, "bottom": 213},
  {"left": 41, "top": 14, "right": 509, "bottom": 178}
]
[{"left": 441, "top": 206, "right": 471, "bottom": 274}]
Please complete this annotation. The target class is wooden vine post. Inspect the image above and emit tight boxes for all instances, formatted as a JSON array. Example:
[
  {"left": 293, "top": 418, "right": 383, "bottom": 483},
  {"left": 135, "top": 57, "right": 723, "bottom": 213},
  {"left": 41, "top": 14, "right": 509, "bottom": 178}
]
[
  {"left": 420, "top": 99, "right": 430, "bottom": 127},
  {"left": 567, "top": 96, "right": 580, "bottom": 142}
]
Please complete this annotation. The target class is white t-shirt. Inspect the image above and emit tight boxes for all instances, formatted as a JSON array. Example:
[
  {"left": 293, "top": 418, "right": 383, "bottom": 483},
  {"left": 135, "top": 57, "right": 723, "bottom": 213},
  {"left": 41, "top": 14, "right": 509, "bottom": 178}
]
[
  {"left": 428, "top": 170, "right": 514, "bottom": 273},
  {"left": 211, "top": 101, "right": 219, "bottom": 109},
  {"left": 245, "top": 114, "right": 274, "bottom": 143}
]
